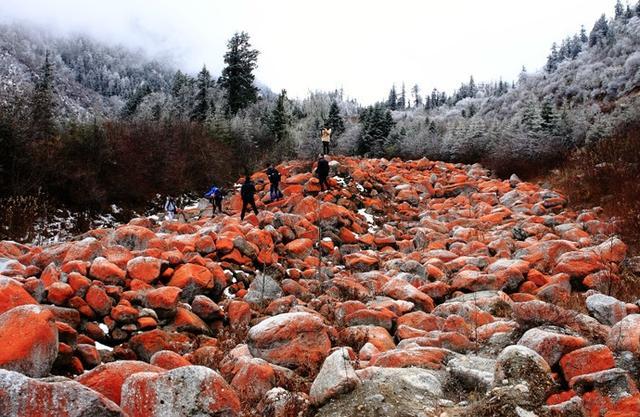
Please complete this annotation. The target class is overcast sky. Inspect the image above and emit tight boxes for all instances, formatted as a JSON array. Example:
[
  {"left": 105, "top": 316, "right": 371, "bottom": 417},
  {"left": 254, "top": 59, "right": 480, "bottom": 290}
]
[{"left": 2, "top": 0, "right": 614, "bottom": 103}]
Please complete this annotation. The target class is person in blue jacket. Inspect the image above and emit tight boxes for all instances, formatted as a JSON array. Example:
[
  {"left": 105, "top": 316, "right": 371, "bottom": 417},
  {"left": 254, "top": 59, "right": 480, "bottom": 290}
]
[{"left": 204, "top": 185, "right": 224, "bottom": 215}]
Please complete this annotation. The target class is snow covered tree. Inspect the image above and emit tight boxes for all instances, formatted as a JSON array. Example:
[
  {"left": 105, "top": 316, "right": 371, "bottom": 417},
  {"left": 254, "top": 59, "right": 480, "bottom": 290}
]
[
  {"left": 580, "top": 25, "right": 588, "bottom": 43},
  {"left": 615, "top": 0, "right": 624, "bottom": 20},
  {"left": 325, "top": 101, "right": 345, "bottom": 138},
  {"left": 190, "top": 65, "right": 211, "bottom": 123},
  {"left": 31, "top": 51, "right": 56, "bottom": 140},
  {"left": 397, "top": 83, "right": 406, "bottom": 110},
  {"left": 219, "top": 32, "right": 259, "bottom": 116},
  {"left": 469, "top": 76, "right": 478, "bottom": 98},
  {"left": 411, "top": 84, "right": 422, "bottom": 107},
  {"left": 540, "top": 99, "right": 560, "bottom": 135},
  {"left": 358, "top": 104, "right": 394, "bottom": 156},
  {"left": 589, "top": 15, "right": 610, "bottom": 47},
  {"left": 546, "top": 43, "right": 560, "bottom": 72},
  {"left": 520, "top": 99, "right": 543, "bottom": 133},
  {"left": 387, "top": 85, "right": 397, "bottom": 110},
  {"left": 266, "top": 89, "right": 291, "bottom": 143}
]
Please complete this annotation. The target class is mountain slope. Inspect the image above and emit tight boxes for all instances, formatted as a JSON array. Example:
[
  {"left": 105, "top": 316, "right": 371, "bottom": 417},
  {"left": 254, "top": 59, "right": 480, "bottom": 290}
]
[{"left": 0, "top": 22, "right": 175, "bottom": 121}]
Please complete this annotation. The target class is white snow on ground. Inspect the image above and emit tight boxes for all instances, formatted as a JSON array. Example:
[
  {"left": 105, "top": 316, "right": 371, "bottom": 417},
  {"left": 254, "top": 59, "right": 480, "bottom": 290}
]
[
  {"left": 358, "top": 208, "right": 379, "bottom": 234},
  {"left": 95, "top": 341, "right": 113, "bottom": 351},
  {"left": 333, "top": 176, "right": 347, "bottom": 187},
  {"left": 98, "top": 323, "right": 109, "bottom": 335},
  {"left": 356, "top": 183, "right": 365, "bottom": 192},
  {"left": 0, "top": 258, "right": 15, "bottom": 273},
  {"left": 110, "top": 204, "right": 122, "bottom": 214},
  {"left": 223, "top": 286, "right": 236, "bottom": 299},
  {"left": 322, "top": 237, "right": 332, "bottom": 242}
]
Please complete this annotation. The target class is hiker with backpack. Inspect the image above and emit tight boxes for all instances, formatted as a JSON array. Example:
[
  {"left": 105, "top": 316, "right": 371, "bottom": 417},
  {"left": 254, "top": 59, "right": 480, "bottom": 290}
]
[
  {"left": 164, "top": 196, "right": 177, "bottom": 221},
  {"left": 316, "top": 154, "right": 330, "bottom": 192},
  {"left": 321, "top": 127, "right": 332, "bottom": 155},
  {"left": 240, "top": 175, "right": 259, "bottom": 220},
  {"left": 265, "top": 163, "right": 283, "bottom": 201},
  {"left": 204, "top": 185, "right": 224, "bottom": 215}
]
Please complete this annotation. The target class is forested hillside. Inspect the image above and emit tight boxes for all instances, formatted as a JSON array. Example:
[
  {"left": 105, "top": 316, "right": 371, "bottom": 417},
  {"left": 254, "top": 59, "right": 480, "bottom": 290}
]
[{"left": 1, "top": 1, "right": 639, "bottom": 245}]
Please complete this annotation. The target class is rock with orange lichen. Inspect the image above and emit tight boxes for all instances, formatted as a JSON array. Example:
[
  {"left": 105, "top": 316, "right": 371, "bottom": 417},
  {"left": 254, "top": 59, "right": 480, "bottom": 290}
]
[
  {"left": 247, "top": 312, "right": 331, "bottom": 369},
  {"left": 121, "top": 365, "right": 241, "bottom": 417},
  {"left": 0, "top": 305, "right": 58, "bottom": 377},
  {"left": 0, "top": 369, "right": 123, "bottom": 417},
  {"left": 75, "top": 360, "right": 163, "bottom": 405}
]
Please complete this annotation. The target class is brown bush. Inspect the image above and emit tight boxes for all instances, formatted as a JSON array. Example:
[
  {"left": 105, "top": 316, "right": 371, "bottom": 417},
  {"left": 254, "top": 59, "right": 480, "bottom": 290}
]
[{"left": 552, "top": 119, "right": 640, "bottom": 255}]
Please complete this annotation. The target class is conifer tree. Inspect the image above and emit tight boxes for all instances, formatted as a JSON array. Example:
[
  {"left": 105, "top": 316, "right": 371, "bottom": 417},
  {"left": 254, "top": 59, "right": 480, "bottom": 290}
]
[
  {"left": 190, "top": 65, "right": 211, "bottom": 122},
  {"left": 615, "top": 0, "right": 624, "bottom": 19},
  {"left": 545, "top": 43, "right": 560, "bottom": 72},
  {"left": 589, "top": 15, "right": 610, "bottom": 47},
  {"left": 398, "top": 83, "right": 406, "bottom": 110},
  {"left": 468, "top": 76, "right": 477, "bottom": 98},
  {"left": 387, "top": 85, "right": 397, "bottom": 110},
  {"left": 540, "top": 99, "right": 560, "bottom": 135},
  {"left": 267, "top": 89, "right": 291, "bottom": 143},
  {"left": 580, "top": 25, "right": 588, "bottom": 43},
  {"left": 411, "top": 84, "right": 422, "bottom": 107},
  {"left": 31, "top": 51, "right": 56, "bottom": 140},
  {"left": 325, "top": 101, "right": 345, "bottom": 137},
  {"left": 219, "top": 32, "right": 259, "bottom": 116},
  {"left": 521, "top": 99, "right": 543, "bottom": 133}
]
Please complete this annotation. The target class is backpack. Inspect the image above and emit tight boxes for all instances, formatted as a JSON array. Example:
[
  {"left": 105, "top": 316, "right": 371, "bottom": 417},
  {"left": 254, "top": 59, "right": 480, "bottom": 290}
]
[{"left": 267, "top": 168, "right": 281, "bottom": 183}]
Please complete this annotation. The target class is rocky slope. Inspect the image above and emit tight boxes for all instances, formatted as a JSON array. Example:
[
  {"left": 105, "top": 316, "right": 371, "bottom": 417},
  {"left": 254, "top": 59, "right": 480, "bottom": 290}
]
[{"left": 0, "top": 156, "right": 638, "bottom": 417}]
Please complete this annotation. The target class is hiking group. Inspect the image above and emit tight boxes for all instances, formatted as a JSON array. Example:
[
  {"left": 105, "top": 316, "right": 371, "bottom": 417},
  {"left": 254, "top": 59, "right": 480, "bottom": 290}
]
[{"left": 164, "top": 127, "right": 335, "bottom": 221}]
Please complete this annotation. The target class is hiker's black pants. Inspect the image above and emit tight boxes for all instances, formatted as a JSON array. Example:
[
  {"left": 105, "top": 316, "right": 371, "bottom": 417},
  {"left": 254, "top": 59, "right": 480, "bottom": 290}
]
[
  {"left": 241, "top": 199, "right": 258, "bottom": 220},
  {"left": 322, "top": 142, "right": 330, "bottom": 155}
]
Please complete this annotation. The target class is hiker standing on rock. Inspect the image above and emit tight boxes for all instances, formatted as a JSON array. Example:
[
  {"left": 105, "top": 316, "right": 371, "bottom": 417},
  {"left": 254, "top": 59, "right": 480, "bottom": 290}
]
[
  {"left": 204, "top": 185, "right": 224, "bottom": 216},
  {"left": 265, "top": 163, "right": 283, "bottom": 202},
  {"left": 240, "top": 175, "right": 259, "bottom": 220},
  {"left": 316, "top": 154, "right": 330, "bottom": 192},
  {"left": 321, "top": 127, "right": 332, "bottom": 155},
  {"left": 164, "top": 196, "right": 177, "bottom": 221}
]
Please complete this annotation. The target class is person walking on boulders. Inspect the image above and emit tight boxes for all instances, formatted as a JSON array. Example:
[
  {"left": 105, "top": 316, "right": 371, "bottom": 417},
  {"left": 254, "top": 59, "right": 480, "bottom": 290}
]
[
  {"left": 240, "top": 175, "right": 259, "bottom": 220},
  {"left": 316, "top": 154, "right": 330, "bottom": 192},
  {"left": 265, "top": 163, "right": 283, "bottom": 201},
  {"left": 204, "top": 185, "right": 224, "bottom": 215},
  {"left": 321, "top": 127, "right": 332, "bottom": 155}
]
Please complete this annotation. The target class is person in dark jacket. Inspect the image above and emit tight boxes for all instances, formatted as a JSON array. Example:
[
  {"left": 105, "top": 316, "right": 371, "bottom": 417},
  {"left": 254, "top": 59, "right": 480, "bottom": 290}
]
[
  {"left": 204, "top": 185, "right": 224, "bottom": 215},
  {"left": 240, "top": 175, "right": 259, "bottom": 220},
  {"left": 265, "top": 163, "right": 283, "bottom": 201},
  {"left": 316, "top": 154, "right": 330, "bottom": 191}
]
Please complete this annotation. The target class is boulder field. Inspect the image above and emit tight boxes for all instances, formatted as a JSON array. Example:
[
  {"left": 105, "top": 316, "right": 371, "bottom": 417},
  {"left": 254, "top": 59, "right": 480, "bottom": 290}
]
[{"left": 0, "top": 156, "right": 639, "bottom": 416}]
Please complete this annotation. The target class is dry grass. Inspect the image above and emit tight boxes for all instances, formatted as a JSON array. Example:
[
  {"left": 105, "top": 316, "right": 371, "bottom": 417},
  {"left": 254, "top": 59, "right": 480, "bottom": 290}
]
[{"left": 551, "top": 120, "right": 640, "bottom": 256}]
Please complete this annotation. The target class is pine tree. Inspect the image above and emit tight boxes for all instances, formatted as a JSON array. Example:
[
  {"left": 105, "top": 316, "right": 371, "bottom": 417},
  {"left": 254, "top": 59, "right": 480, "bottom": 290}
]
[
  {"left": 31, "top": 51, "right": 56, "bottom": 140},
  {"left": 190, "top": 65, "right": 211, "bottom": 122},
  {"left": 411, "top": 84, "right": 422, "bottom": 107},
  {"left": 469, "top": 76, "right": 477, "bottom": 98},
  {"left": 358, "top": 104, "right": 395, "bottom": 156},
  {"left": 521, "top": 99, "right": 543, "bottom": 133},
  {"left": 325, "top": 101, "right": 345, "bottom": 137},
  {"left": 387, "top": 85, "right": 397, "bottom": 110},
  {"left": 545, "top": 43, "right": 560, "bottom": 72},
  {"left": 589, "top": 15, "right": 610, "bottom": 47},
  {"left": 615, "top": 0, "right": 624, "bottom": 19},
  {"left": 431, "top": 89, "right": 439, "bottom": 107},
  {"left": 636, "top": 1, "right": 640, "bottom": 16},
  {"left": 267, "top": 89, "right": 291, "bottom": 143},
  {"left": 580, "top": 25, "right": 588, "bottom": 43},
  {"left": 625, "top": 5, "right": 633, "bottom": 19},
  {"left": 219, "top": 31, "right": 259, "bottom": 116},
  {"left": 398, "top": 83, "right": 406, "bottom": 110},
  {"left": 540, "top": 99, "right": 560, "bottom": 135}
]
